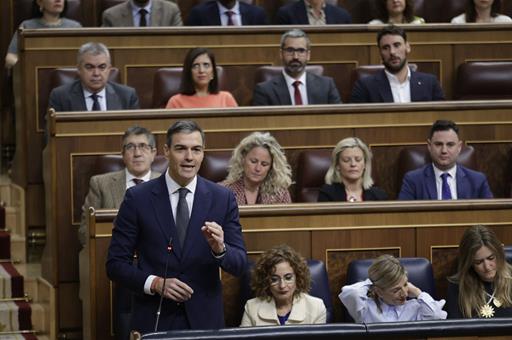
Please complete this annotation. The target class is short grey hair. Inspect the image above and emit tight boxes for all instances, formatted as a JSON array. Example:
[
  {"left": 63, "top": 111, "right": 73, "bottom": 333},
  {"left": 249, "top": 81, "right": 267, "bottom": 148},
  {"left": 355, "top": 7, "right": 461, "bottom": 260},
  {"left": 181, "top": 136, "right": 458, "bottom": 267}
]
[
  {"left": 77, "top": 42, "right": 111, "bottom": 65},
  {"left": 324, "top": 137, "right": 374, "bottom": 189},
  {"left": 122, "top": 126, "right": 156, "bottom": 148},
  {"left": 280, "top": 29, "right": 310, "bottom": 49}
]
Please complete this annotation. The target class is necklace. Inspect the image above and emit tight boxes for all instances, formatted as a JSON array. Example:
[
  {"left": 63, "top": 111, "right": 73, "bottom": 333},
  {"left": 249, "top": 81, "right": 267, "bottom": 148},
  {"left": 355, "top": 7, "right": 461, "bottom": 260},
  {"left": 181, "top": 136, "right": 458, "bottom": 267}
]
[{"left": 480, "top": 290, "right": 501, "bottom": 318}]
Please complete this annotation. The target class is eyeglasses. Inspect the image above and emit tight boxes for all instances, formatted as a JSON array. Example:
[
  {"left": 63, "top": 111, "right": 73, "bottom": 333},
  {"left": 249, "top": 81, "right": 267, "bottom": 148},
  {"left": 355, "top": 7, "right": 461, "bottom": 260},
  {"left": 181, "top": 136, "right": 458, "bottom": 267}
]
[
  {"left": 123, "top": 143, "right": 153, "bottom": 152},
  {"left": 269, "top": 273, "right": 295, "bottom": 286},
  {"left": 281, "top": 47, "right": 309, "bottom": 56}
]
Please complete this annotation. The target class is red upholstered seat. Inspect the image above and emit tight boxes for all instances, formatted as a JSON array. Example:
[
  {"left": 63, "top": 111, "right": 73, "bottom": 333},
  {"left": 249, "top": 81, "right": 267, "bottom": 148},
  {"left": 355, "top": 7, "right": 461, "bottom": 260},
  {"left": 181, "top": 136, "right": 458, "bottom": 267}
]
[
  {"left": 455, "top": 62, "right": 512, "bottom": 100},
  {"left": 295, "top": 148, "right": 332, "bottom": 203}
]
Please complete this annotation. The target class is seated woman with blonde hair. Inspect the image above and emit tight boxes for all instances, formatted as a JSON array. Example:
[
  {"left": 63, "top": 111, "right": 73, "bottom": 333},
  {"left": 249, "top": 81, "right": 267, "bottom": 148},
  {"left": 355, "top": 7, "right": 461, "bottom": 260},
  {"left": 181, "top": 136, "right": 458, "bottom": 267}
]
[
  {"left": 166, "top": 47, "right": 237, "bottom": 108},
  {"left": 340, "top": 254, "right": 447, "bottom": 323},
  {"left": 318, "top": 137, "right": 388, "bottom": 202},
  {"left": 368, "top": 0, "right": 425, "bottom": 24},
  {"left": 447, "top": 225, "right": 512, "bottom": 318},
  {"left": 220, "top": 132, "right": 292, "bottom": 205},
  {"left": 240, "top": 244, "right": 326, "bottom": 326}
]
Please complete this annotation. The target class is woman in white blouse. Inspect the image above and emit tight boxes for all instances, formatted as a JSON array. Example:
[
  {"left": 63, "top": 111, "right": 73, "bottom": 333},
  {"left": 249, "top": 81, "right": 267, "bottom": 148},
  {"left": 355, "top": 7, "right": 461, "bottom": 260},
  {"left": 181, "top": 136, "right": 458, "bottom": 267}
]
[
  {"left": 339, "top": 255, "right": 447, "bottom": 323},
  {"left": 451, "top": 0, "right": 512, "bottom": 23}
]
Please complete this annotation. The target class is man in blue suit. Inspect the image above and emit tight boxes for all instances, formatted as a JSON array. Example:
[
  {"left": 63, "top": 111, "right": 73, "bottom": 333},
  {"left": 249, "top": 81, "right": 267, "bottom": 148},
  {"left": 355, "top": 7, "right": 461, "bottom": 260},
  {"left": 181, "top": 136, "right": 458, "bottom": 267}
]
[
  {"left": 351, "top": 25, "right": 444, "bottom": 103},
  {"left": 276, "top": 0, "right": 351, "bottom": 25},
  {"left": 398, "top": 120, "right": 493, "bottom": 200},
  {"left": 106, "top": 120, "right": 247, "bottom": 334},
  {"left": 186, "top": 0, "right": 267, "bottom": 26}
]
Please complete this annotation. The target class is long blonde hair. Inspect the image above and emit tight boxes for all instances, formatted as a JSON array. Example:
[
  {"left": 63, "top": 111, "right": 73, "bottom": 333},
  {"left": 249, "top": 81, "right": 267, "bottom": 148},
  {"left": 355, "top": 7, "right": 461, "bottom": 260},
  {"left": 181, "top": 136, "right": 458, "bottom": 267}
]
[{"left": 449, "top": 225, "right": 512, "bottom": 317}]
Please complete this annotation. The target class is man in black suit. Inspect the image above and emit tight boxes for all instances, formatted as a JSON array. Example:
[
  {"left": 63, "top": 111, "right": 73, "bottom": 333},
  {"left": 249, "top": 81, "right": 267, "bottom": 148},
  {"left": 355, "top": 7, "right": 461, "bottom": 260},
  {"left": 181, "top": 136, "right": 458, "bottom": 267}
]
[
  {"left": 276, "top": 0, "right": 351, "bottom": 25},
  {"left": 49, "top": 42, "right": 139, "bottom": 112},
  {"left": 186, "top": 0, "right": 267, "bottom": 26},
  {"left": 350, "top": 25, "right": 444, "bottom": 103},
  {"left": 252, "top": 29, "right": 341, "bottom": 106}
]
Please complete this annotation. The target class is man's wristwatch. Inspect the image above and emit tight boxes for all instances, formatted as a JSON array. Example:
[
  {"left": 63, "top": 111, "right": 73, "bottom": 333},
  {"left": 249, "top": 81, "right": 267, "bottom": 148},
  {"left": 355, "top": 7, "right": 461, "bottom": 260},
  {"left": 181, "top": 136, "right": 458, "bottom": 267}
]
[{"left": 213, "top": 244, "right": 227, "bottom": 257}]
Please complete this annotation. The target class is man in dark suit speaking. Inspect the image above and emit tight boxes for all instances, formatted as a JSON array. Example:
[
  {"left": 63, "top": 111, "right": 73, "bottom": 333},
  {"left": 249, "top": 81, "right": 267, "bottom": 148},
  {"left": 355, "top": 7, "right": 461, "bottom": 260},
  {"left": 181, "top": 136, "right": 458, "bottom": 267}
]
[
  {"left": 350, "top": 25, "right": 445, "bottom": 103},
  {"left": 398, "top": 120, "right": 493, "bottom": 200},
  {"left": 107, "top": 120, "right": 247, "bottom": 334},
  {"left": 49, "top": 42, "right": 139, "bottom": 112},
  {"left": 252, "top": 29, "right": 341, "bottom": 106}
]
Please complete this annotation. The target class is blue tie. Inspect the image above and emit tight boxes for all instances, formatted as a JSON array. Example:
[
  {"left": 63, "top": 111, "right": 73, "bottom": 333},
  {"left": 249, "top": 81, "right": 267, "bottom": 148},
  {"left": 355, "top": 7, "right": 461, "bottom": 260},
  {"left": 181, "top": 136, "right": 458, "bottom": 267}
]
[{"left": 441, "top": 173, "right": 452, "bottom": 200}]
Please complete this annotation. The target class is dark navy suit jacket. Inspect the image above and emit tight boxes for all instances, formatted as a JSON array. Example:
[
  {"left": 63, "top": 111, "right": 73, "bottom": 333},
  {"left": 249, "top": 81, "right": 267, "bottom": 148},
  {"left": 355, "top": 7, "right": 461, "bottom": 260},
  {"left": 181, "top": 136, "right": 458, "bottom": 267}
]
[
  {"left": 275, "top": 0, "right": 351, "bottom": 24},
  {"left": 186, "top": 0, "right": 268, "bottom": 26},
  {"left": 398, "top": 164, "right": 493, "bottom": 200},
  {"left": 252, "top": 72, "right": 341, "bottom": 105},
  {"left": 106, "top": 174, "right": 247, "bottom": 333},
  {"left": 48, "top": 79, "right": 139, "bottom": 111},
  {"left": 350, "top": 69, "right": 445, "bottom": 103}
]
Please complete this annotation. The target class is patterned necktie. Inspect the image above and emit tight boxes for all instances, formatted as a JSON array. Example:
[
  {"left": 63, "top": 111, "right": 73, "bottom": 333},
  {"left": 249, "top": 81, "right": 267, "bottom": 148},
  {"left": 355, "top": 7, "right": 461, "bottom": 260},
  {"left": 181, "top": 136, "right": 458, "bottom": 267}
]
[
  {"left": 139, "top": 8, "right": 148, "bottom": 27},
  {"left": 441, "top": 173, "right": 452, "bottom": 200},
  {"left": 176, "top": 188, "right": 190, "bottom": 247},
  {"left": 226, "top": 10, "right": 235, "bottom": 25},
  {"left": 133, "top": 178, "right": 143, "bottom": 185},
  {"left": 90, "top": 93, "right": 101, "bottom": 111},
  {"left": 293, "top": 80, "right": 303, "bottom": 105}
]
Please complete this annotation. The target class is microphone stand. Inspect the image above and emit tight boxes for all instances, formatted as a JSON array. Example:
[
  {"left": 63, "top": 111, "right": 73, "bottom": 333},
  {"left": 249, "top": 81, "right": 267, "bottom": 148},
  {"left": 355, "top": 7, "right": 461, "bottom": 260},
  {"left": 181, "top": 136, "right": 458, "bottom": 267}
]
[{"left": 154, "top": 237, "right": 173, "bottom": 332}]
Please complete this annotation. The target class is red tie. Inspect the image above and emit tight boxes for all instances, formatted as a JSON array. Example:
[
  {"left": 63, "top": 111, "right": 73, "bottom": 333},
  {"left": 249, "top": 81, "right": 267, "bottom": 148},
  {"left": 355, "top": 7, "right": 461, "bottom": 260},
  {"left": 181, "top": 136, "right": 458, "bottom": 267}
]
[
  {"left": 226, "top": 11, "right": 235, "bottom": 26},
  {"left": 293, "top": 81, "right": 303, "bottom": 105},
  {"left": 133, "top": 178, "right": 144, "bottom": 185}
]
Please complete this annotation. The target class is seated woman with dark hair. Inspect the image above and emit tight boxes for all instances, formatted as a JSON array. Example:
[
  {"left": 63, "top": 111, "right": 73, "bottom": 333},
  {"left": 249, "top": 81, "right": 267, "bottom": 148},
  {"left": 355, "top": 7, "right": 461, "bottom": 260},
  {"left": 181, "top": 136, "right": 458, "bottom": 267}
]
[
  {"left": 340, "top": 255, "right": 447, "bottom": 323},
  {"left": 451, "top": 0, "right": 511, "bottom": 23},
  {"left": 240, "top": 244, "right": 326, "bottom": 326},
  {"left": 6, "top": 0, "right": 82, "bottom": 68},
  {"left": 165, "top": 47, "right": 238, "bottom": 108},
  {"left": 447, "top": 225, "right": 512, "bottom": 318},
  {"left": 318, "top": 137, "right": 388, "bottom": 202},
  {"left": 220, "top": 132, "right": 292, "bottom": 205},
  {"left": 369, "top": 0, "right": 425, "bottom": 24}
]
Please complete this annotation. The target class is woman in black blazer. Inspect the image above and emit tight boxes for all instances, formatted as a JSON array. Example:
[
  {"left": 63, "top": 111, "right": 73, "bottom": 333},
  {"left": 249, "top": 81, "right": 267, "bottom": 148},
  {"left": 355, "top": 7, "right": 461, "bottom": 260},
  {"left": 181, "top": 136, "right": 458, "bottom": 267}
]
[{"left": 318, "top": 137, "right": 388, "bottom": 202}]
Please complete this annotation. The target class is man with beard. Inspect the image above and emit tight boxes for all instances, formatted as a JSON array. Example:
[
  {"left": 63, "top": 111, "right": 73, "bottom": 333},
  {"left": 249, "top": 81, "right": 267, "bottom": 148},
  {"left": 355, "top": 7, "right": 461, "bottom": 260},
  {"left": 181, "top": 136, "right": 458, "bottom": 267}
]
[
  {"left": 350, "top": 25, "right": 444, "bottom": 103},
  {"left": 102, "top": 0, "right": 182, "bottom": 27},
  {"left": 252, "top": 29, "right": 341, "bottom": 106}
]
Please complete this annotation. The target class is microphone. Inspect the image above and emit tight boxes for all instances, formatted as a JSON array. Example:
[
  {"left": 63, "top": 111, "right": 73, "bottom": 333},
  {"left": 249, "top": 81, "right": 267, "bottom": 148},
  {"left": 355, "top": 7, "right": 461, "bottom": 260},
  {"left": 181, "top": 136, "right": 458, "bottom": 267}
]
[{"left": 154, "top": 236, "right": 173, "bottom": 332}]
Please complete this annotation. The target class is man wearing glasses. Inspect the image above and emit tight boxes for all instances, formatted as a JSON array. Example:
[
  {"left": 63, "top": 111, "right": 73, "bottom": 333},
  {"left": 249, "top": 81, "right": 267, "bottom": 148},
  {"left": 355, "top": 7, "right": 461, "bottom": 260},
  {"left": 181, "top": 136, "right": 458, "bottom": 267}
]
[
  {"left": 79, "top": 126, "right": 159, "bottom": 339},
  {"left": 49, "top": 42, "right": 140, "bottom": 112},
  {"left": 252, "top": 29, "right": 341, "bottom": 106}
]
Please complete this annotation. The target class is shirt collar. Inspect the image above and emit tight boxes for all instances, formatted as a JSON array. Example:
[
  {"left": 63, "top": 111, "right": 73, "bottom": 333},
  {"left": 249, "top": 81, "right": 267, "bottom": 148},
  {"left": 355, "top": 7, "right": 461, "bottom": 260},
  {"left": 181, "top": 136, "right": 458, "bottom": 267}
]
[
  {"left": 282, "top": 69, "right": 307, "bottom": 88},
  {"left": 304, "top": 0, "right": 326, "bottom": 10},
  {"left": 82, "top": 86, "right": 106, "bottom": 99},
  {"left": 131, "top": 0, "right": 152, "bottom": 12},
  {"left": 165, "top": 170, "right": 197, "bottom": 196},
  {"left": 217, "top": 1, "right": 240, "bottom": 15},
  {"left": 384, "top": 65, "right": 411, "bottom": 85},
  {"left": 125, "top": 168, "right": 151, "bottom": 184},
  {"left": 432, "top": 163, "right": 457, "bottom": 179}
]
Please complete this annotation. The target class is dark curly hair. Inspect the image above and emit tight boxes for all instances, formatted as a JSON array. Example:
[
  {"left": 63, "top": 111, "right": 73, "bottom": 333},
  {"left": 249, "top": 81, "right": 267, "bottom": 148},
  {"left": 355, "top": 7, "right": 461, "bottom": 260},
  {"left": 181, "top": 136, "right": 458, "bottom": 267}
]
[
  {"left": 251, "top": 244, "right": 311, "bottom": 301},
  {"left": 465, "top": 0, "right": 502, "bottom": 22},
  {"left": 374, "top": 0, "right": 416, "bottom": 23}
]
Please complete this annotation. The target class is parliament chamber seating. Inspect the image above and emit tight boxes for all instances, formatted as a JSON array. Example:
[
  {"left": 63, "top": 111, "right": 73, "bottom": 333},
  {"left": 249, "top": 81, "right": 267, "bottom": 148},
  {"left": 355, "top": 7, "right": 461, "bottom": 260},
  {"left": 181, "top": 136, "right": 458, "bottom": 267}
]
[
  {"left": 151, "top": 66, "right": 225, "bottom": 108},
  {"left": 396, "top": 145, "right": 476, "bottom": 196},
  {"left": 454, "top": 62, "right": 512, "bottom": 100},
  {"left": 198, "top": 151, "right": 232, "bottom": 183},
  {"left": 239, "top": 259, "right": 334, "bottom": 324},
  {"left": 344, "top": 257, "right": 436, "bottom": 321},
  {"left": 349, "top": 64, "right": 417, "bottom": 93},
  {"left": 294, "top": 148, "right": 331, "bottom": 203},
  {"left": 255, "top": 65, "right": 323, "bottom": 85},
  {"left": 421, "top": 0, "right": 466, "bottom": 23}
]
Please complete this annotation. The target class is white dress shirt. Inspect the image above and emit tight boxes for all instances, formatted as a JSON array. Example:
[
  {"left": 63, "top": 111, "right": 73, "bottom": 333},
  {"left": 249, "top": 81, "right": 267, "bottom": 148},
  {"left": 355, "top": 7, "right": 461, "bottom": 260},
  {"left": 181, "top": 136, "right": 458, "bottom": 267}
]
[
  {"left": 131, "top": 0, "right": 152, "bottom": 26},
  {"left": 282, "top": 70, "right": 309, "bottom": 105},
  {"left": 385, "top": 67, "right": 411, "bottom": 103},
  {"left": 339, "top": 279, "right": 447, "bottom": 323},
  {"left": 433, "top": 164, "right": 458, "bottom": 200},
  {"left": 125, "top": 169, "right": 152, "bottom": 189},
  {"left": 217, "top": 1, "right": 241, "bottom": 26},
  {"left": 83, "top": 87, "right": 107, "bottom": 111}
]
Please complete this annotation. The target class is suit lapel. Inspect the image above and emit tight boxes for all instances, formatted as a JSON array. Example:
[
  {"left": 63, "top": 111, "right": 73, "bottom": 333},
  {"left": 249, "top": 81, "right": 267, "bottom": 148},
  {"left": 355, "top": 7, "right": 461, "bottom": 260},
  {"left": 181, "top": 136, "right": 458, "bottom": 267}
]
[
  {"left": 150, "top": 1, "right": 161, "bottom": 26},
  {"left": 181, "top": 177, "right": 211, "bottom": 258},
  {"left": 110, "top": 170, "right": 126, "bottom": 205},
  {"left": 274, "top": 75, "right": 292, "bottom": 105},
  {"left": 410, "top": 71, "right": 421, "bottom": 101},
  {"left": 120, "top": 2, "right": 134, "bottom": 26},
  {"left": 295, "top": 1, "right": 309, "bottom": 24},
  {"left": 150, "top": 176, "right": 182, "bottom": 258},
  {"left": 305, "top": 72, "right": 316, "bottom": 104},
  {"left": 105, "top": 83, "right": 122, "bottom": 110},
  {"left": 71, "top": 81, "right": 87, "bottom": 111},
  {"left": 456, "top": 166, "right": 469, "bottom": 199},
  {"left": 425, "top": 165, "right": 438, "bottom": 199},
  {"left": 376, "top": 70, "right": 394, "bottom": 102},
  {"left": 211, "top": 2, "right": 222, "bottom": 25}
]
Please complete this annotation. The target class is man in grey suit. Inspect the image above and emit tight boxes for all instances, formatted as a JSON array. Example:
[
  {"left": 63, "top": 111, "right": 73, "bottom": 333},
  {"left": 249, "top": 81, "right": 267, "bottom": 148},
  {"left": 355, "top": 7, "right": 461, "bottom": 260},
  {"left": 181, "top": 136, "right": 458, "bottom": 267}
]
[
  {"left": 102, "top": 0, "right": 182, "bottom": 27},
  {"left": 79, "top": 126, "right": 159, "bottom": 340},
  {"left": 49, "top": 42, "right": 140, "bottom": 112},
  {"left": 252, "top": 29, "right": 341, "bottom": 106}
]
